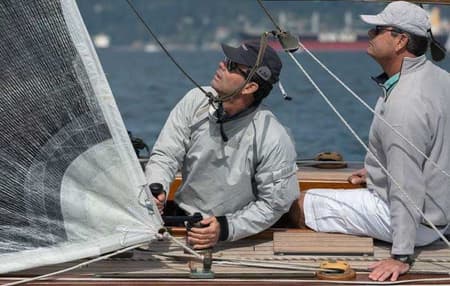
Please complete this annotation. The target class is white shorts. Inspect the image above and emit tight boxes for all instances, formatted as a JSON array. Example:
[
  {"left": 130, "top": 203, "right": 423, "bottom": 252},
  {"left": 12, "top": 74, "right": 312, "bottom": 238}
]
[{"left": 304, "top": 188, "right": 448, "bottom": 246}]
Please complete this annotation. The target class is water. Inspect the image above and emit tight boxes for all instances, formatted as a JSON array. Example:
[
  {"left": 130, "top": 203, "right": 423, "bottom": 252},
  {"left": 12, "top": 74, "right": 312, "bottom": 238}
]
[{"left": 98, "top": 49, "right": 450, "bottom": 161}]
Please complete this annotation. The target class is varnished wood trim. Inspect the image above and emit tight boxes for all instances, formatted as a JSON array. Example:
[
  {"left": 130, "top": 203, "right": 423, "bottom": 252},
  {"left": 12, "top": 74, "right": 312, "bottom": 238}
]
[{"left": 168, "top": 168, "right": 364, "bottom": 201}]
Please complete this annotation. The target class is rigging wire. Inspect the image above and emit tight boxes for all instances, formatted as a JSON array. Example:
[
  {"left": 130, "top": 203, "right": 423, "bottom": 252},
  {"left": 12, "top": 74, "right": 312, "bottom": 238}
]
[
  {"left": 6, "top": 1, "right": 449, "bottom": 285},
  {"left": 297, "top": 42, "right": 450, "bottom": 179},
  {"left": 255, "top": 0, "right": 450, "bottom": 248},
  {"left": 125, "top": 0, "right": 212, "bottom": 98},
  {"left": 257, "top": 0, "right": 450, "bottom": 179},
  {"left": 125, "top": 0, "right": 272, "bottom": 106},
  {"left": 287, "top": 52, "right": 450, "bottom": 248},
  {"left": 257, "top": 0, "right": 282, "bottom": 32}
]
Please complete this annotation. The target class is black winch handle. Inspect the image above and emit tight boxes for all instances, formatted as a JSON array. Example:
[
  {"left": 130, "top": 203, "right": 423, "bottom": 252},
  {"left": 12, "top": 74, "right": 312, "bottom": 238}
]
[
  {"left": 162, "top": 212, "right": 203, "bottom": 229},
  {"left": 149, "top": 183, "right": 165, "bottom": 198}
]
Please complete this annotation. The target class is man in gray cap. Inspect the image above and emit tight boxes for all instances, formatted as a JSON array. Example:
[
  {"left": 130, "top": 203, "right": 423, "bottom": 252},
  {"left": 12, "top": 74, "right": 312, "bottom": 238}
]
[
  {"left": 290, "top": 1, "right": 450, "bottom": 281},
  {"left": 146, "top": 42, "right": 299, "bottom": 248}
]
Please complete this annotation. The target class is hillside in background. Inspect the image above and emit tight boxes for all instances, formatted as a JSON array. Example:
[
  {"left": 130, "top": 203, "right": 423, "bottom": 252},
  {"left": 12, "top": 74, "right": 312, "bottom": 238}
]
[{"left": 76, "top": 0, "right": 450, "bottom": 49}]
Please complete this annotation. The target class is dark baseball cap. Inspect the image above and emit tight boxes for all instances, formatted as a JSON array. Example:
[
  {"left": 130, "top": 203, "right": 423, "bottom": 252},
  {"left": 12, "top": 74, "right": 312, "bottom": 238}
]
[{"left": 221, "top": 41, "right": 282, "bottom": 84}]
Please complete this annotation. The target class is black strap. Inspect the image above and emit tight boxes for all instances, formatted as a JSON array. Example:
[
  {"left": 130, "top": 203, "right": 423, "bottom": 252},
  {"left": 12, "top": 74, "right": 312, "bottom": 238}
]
[
  {"left": 216, "top": 216, "right": 229, "bottom": 241},
  {"left": 216, "top": 102, "right": 228, "bottom": 142}
]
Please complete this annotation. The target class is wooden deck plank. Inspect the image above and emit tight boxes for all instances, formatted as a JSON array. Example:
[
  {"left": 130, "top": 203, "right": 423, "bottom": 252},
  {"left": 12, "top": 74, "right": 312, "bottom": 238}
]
[
  {"left": 3, "top": 236, "right": 450, "bottom": 285},
  {"left": 273, "top": 232, "right": 373, "bottom": 255}
]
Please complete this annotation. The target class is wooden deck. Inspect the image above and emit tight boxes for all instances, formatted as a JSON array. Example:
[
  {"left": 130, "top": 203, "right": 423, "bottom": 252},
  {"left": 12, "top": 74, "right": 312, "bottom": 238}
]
[
  {"left": 2, "top": 229, "right": 450, "bottom": 285},
  {"left": 2, "top": 164, "right": 450, "bottom": 285}
]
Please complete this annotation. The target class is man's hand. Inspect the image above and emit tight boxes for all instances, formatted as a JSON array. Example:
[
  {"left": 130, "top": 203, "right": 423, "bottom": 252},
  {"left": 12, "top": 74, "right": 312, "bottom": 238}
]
[
  {"left": 368, "top": 258, "right": 410, "bottom": 281},
  {"left": 153, "top": 192, "right": 166, "bottom": 215},
  {"left": 187, "top": 216, "right": 220, "bottom": 249},
  {"left": 347, "top": 168, "right": 367, "bottom": 185}
]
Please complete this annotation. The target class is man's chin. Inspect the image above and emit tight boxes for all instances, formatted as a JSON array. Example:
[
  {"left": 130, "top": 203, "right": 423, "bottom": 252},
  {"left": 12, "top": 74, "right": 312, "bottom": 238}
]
[
  {"left": 210, "top": 79, "right": 219, "bottom": 90},
  {"left": 210, "top": 81, "right": 222, "bottom": 93}
]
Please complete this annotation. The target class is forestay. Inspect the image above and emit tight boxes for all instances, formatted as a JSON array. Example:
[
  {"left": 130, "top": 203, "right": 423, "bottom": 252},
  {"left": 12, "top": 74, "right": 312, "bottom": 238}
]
[{"left": 0, "top": 0, "right": 163, "bottom": 273}]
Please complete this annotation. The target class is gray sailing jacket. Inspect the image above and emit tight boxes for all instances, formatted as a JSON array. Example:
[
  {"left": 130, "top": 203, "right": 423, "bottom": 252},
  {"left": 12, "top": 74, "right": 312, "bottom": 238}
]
[
  {"left": 365, "top": 55, "right": 450, "bottom": 255},
  {"left": 146, "top": 87, "right": 299, "bottom": 241}
]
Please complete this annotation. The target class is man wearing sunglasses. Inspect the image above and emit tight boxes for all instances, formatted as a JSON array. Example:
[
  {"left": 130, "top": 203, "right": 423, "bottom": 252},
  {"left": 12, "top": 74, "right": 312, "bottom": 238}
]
[
  {"left": 290, "top": 1, "right": 450, "bottom": 282},
  {"left": 146, "top": 42, "right": 299, "bottom": 249}
]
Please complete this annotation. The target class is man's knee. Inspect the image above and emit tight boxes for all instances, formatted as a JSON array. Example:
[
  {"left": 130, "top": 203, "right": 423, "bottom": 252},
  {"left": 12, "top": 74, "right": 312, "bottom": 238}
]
[{"left": 289, "top": 191, "right": 307, "bottom": 228}]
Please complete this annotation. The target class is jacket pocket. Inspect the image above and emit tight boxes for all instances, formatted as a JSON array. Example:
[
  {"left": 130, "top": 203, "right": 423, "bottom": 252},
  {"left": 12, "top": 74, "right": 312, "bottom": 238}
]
[{"left": 269, "top": 163, "right": 297, "bottom": 211}]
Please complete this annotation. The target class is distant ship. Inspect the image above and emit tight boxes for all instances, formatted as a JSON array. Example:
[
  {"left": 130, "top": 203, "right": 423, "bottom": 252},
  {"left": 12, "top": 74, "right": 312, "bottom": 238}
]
[
  {"left": 239, "top": 7, "right": 449, "bottom": 52},
  {"left": 239, "top": 30, "right": 365, "bottom": 52},
  {"left": 258, "top": 31, "right": 369, "bottom": 52},
  {"left": 239, "top": 30, "right": 448, "bottom": 53}
]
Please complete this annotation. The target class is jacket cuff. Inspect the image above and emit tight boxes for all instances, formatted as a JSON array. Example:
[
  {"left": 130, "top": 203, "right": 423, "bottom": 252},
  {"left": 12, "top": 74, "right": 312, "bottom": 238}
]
[{"left": 216, "top": 216, "right": 229, "bottom": 241}]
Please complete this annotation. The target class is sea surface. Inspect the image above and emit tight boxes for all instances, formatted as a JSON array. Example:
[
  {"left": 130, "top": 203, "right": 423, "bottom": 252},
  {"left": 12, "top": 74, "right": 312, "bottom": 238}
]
[{"left": 97, "top": 49, "right": 450, "bottom": 161}]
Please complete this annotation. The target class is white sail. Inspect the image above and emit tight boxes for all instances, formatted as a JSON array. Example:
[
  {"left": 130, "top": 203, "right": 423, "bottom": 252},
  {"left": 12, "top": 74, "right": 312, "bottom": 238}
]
[{"left": 0, "top": 0, "right": 163, "bottom": 273}]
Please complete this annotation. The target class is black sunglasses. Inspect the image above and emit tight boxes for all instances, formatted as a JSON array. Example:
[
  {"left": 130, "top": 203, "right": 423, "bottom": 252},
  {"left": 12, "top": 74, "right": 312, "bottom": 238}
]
[
  {"left": 369, "top": 26, "right": 404, "bottom": 37},
  {"left": 225, "top": 58, "right": 250, "bottom": 78}
]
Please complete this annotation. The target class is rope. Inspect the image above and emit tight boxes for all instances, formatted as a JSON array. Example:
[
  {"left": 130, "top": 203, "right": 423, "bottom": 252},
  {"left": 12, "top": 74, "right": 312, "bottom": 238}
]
[
  {"left": 0, "top": 229, "right": 204, "bottom": 286},
  {"left": 5, "top": 239, "right": 448, "bottom": 285},
  {"left": 214, "top": 260, "right": 336, "bottom": 273},
  {"left": 166, "top": 233, "right": 203, "bottom": 260},
  {"left": 152, "top": 252, "right": 337, "bottom": 273},
  {"left": 214, "top": 256, "right": 450, "bottom": 275},
  {"left": 232, "top": 254, "right": 450, "bottom": 264},
  {"left": 3, "top": 277, "right": 450, "bottom": 285},
  {"left": 134, "top": 250, "right": 450, "bottom": 264},
  {"left": 1, "top": 243, "right": 148, "bottom": 286},
  {"left": 232, "top": 277, "right": 450, "bottom": 285}
]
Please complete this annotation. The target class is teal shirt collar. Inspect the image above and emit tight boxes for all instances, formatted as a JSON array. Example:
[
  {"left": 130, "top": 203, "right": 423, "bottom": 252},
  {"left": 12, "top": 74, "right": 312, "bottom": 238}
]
[
  {"left": 383, "top": 73, "right": 400, "bottom": 93},
  {"left": 372, "top": 72, "right": 400, "bottom": 100}
]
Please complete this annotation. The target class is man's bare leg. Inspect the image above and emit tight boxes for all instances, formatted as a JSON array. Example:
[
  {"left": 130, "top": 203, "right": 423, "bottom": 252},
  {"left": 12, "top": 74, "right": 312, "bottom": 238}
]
[{"left": 289, "top": 191, "right": 307, "bottom": 228}]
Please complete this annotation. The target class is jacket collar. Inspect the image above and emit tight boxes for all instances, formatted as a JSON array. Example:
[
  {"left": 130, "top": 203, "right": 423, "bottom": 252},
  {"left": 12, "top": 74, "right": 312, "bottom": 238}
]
[
  {"left": 210, "top": 100, "right": 260, "bottom": 123},
  {"left": 220, "top": 103, "right": 259, "bottom": 123},
  {"left": 400, "top": 54, "right": 427, "bottom": 75},
  {"left": 371, "top": 55, "right": 427, "bottom": 100},
  {"left": 372, "top": 55, "right": 427, "bottom": 85}
]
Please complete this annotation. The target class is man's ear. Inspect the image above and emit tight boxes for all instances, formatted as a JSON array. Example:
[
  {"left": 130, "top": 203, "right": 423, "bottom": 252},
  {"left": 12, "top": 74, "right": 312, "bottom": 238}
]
[
  {"left": 242, "top": 82, "right": 259, "bottom": 95},
  {"left": 396, "top": 34, "right": 409, "bottom": 52}
]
